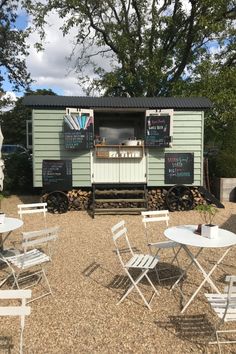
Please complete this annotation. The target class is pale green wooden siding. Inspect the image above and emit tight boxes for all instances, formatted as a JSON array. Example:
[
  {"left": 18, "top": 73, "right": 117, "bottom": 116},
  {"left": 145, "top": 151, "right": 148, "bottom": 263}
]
[
  {"left": 147, "top": 111, "right": 204, "bottom": 187},
  {"left": 32, "top": 109, "right": 91, "bottom": 187},
  {"left": 33, "top": 109, "right": 204, "bottom": 188}
]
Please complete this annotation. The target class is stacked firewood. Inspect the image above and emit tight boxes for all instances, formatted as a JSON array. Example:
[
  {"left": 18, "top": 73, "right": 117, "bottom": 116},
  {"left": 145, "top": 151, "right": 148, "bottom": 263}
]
[
  {"left": 67, "top": 189, "right": 92, "bottom": 211},
  {"left": 191, "top": 187, "right": 206, "bottom": 205},
  {"left": 42, "top": 186, "right": 207, "bottom": 213},
  {"left": 147, "top": 187, "right": 206, "bottom": 210},
  {"left": 147, "top": 188, "right": 168, "bottom": 210}
]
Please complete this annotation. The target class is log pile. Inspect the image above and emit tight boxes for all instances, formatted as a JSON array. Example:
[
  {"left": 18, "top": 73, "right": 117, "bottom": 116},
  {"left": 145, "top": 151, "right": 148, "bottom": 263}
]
[
  {"left": 67, "top": 189, "right": 92, "bottom": 211},
  {"left": 147, "top": 188, "right": 168, "bottom": 210},
  {"left": 191, "top": 187, "right": 206, "bottom": 205},
  {"left": 42, "top": 186, "right": 208, "bottom": 213},
  {"left": 147, "top": 187, "right": 206, "bottom": 210}
]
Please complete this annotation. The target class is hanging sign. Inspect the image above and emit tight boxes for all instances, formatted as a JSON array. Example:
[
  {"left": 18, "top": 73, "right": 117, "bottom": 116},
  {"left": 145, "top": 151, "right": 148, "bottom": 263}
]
[
  {"left": 165, "top": 153, "right": 194, "bottom": 184},
  {"left": 145, "top": 115, "right": 171, "bottom": 147},
  {"left": 64, "top": 112, "right": 94, "bottom": 150},
  {"left": 42, "top": 159, "right": 72, "bottom": 191}
]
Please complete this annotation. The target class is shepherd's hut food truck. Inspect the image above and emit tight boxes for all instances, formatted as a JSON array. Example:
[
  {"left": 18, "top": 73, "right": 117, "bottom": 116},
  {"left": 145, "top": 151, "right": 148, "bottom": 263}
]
[{"left": 23, "top": 96, "right": 213, "bottom": 215}]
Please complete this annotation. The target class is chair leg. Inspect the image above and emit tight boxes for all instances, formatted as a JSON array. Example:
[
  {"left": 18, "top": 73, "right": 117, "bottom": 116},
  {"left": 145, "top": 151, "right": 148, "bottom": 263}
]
[
  {"left": 11, "top": 267, "right": 53, "bottom": 303},
  {"left": 26, "top": 268, "right": 53, "bottom": 304},
  {"left": 208, "top": 329, "right": 236, "bottom": 354},
  {"left": 117, "top": 269, "right": 158, "bottom": 310}
]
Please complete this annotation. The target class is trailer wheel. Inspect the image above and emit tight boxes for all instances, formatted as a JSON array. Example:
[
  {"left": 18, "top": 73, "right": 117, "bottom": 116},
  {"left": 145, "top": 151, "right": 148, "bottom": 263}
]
[
  {"left": 166, "top": 185, "right": 194, "bottom": 211},
  {"left": 45, "top": 191, "right": 69, "bottom": 213}
]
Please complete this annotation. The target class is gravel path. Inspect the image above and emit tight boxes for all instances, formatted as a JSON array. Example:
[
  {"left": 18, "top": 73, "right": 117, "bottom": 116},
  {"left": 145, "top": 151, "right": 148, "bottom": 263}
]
[{"left": 1, "top": 195, "right": 236, "bottom": 354}]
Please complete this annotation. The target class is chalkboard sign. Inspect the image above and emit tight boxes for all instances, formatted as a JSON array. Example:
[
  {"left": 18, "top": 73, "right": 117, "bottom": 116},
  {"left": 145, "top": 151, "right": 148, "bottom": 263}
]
[
  {"left": 145, "top": 115, "right": 171, "bottom": 147},
  {"left": 64, "top": 112, "right": 94, "bottom": 150},
  {"left": 165, "top": 153, "right": 194, "bottom": 184},
  {"left": 42, "top": 160, "right": 72, "bottom": 191}
]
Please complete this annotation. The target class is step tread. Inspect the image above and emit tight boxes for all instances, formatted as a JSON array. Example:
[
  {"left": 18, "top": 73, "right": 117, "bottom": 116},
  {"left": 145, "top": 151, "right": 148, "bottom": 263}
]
[
  {"left": 95, "top": 198, "right": 146, "bottom": 203},
  {"left": 94, "top": 207, "right": 147, "bottom": 212},
  {"left": 95, "top": 189, "right": 145, "bottom": 195}
]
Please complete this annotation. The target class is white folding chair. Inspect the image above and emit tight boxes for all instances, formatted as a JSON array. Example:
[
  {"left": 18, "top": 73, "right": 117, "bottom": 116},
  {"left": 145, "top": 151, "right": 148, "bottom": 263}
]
[
  {"left": 141, "top": 210, "right": 182, "bottom": 284},
  {"left": 3, "top": 226, "right": 59, "bottom": 303},
  {"left": 0, "top": 289, "right": 31, "bottom": 354},
  {"left": 111, "top": 220, "right": 159, "bottom": 310},
  {"left": 17, "top": 203, "right": 47, "bottom": 230},
  {"left": 205, "top": 275, "right": 236, "bottom": 353}
]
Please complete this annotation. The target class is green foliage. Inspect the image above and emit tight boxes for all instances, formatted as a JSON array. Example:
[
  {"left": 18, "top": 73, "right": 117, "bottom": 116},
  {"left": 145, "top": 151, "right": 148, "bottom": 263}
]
[
  {"left": 210, "top": 152, "right": 236, "bottom": 178},
  {"left": 3, "top": 154, "right": 33, "bottom": 193},
  {"left": 1, "top": 89, "right": 56, "bottom": 145},
  {"left": 173, "top": 63, "right": 236, "bottom": 148},
  {"left": 25, "top": 0, "right": 236, "bottom": 97},
  {"left": 0, "top": 0, "right": 32, "bottom": 91},
  {"left": 195, "top": 204, "right": 218, "bottom": 225},
  {"left": 207, "top": 113, "right": 236, "bottom": 177}
]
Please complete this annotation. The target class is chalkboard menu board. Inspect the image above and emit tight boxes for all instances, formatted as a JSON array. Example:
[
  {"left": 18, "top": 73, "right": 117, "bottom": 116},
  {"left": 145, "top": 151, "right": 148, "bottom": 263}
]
[
  {"left": 145, "top": 115, "right": 171, "bottom": 147},
  {"left": 42, "top": 160, "right": 72, "bottom": 191},
  {"left": 165, "top": 153, "right": 194, "bottom": 184},
  {"left": 64, "top": 113, "right": 94, "bottom": 150}
]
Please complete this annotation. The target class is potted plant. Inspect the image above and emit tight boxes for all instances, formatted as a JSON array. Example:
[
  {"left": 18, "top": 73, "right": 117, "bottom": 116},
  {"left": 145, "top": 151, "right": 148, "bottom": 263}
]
[{"left": 195, "top": 203, "right": 219, "bottom": 239}]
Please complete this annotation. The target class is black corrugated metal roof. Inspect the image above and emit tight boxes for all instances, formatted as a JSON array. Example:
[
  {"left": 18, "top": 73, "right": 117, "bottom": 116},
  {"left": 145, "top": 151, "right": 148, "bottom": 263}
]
[{"left": 23, "top": 95, "right": 212, "bottom": 109}]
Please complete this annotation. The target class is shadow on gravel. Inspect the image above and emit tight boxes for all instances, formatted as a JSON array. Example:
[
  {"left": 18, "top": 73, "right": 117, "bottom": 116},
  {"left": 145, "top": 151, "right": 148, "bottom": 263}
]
[
  {"left": 155, "top": 314, "right": 214, "bottom": 352},
  {"left": 220, "top": 215, "right": 236, "bottom": 234},
  {"left": 0, "top": 335, "right": 13, "bottom": 353}
]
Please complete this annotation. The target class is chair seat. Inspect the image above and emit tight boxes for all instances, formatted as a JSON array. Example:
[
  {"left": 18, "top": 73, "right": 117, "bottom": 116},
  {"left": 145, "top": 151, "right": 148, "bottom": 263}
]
[
  {"left": 125, "top": 254, "right": 159, "bottom": 270},
  {"left": 148, "top": 240, "right": 179, "bottom": 249},
  {"left": 7, "top": 249, "right": 50, "bottom": 270},
  {"left": 205, "top": 293, "right": 236, "bottom": 321}
]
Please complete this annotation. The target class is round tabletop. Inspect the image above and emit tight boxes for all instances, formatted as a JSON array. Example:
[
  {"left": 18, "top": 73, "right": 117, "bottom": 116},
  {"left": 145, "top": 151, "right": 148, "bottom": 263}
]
[
  {"left": 164, "top": 225, "right": 236, "bottom": 248},
  {"left": 0, "top": 217, "right": 23, "bottom": 233}
]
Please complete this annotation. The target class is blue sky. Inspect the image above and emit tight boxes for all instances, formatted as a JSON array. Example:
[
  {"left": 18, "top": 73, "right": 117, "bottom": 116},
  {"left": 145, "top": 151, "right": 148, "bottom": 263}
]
[{"left": 3, "top": 10, "right": 85, "bottom": 98}]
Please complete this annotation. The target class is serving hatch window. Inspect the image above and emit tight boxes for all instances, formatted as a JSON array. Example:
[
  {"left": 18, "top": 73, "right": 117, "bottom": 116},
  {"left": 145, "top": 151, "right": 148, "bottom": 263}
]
[{"left": 94, "top": 112, "right": 144, "bottom": 145}]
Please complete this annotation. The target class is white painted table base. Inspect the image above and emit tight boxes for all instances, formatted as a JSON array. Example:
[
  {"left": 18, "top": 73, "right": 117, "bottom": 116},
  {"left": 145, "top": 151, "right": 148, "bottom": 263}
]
[
  {"left": 164, "top": 225, "right": 236, "bottom": 313},
  {"left": 0, "top": 217, "right": 23, "bottom": 253}
]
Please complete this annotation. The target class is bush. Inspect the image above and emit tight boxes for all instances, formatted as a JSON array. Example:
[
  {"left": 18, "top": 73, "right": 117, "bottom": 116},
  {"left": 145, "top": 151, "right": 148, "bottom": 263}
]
[
  {"left": 209, "top": 151, "right": 236, "bottom": 178},
  {"left": 208, "top": 118, "right": 236, "bottom": 178},
  {"left": 3, "top": 153, "right": 33, "bottom": 193}
]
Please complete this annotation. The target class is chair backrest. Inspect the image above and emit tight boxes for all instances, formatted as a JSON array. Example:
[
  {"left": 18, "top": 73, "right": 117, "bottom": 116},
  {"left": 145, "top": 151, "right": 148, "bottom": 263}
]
[
  {"left": 141, "top": 210, "right": 169, "bottom": 227},
  {"left": 17, "top": 203, "right": 47, "bottom": 229},
  {"left": 141, "top": 210, "right": 169, "bottom": 245},
  {"left": 0, "top": 289, "right": 31, "bottom": 354},
  {"left": 111, "top": 220, "right": 134, "bottom": 267},
  {"left": 22, "top": 226, "right": 59, "bottom": 256}
]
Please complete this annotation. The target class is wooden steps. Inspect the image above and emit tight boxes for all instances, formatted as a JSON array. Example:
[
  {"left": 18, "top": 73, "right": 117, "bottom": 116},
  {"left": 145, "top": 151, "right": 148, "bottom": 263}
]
[
  {"left": 93, "top": 184, "right": 148, "bottom": 216},
  {"left": 94, "top": 207, "right": 147, "bottom": 215}
]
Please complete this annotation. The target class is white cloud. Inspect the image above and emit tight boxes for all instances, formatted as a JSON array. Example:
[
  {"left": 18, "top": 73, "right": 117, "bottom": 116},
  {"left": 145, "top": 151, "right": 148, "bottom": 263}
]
[
  {"left": 25, "top": 10, "right": 116, "bottom": 96},
  {"left": 26, "top": 12, "right": 85, "bottom": 95}
]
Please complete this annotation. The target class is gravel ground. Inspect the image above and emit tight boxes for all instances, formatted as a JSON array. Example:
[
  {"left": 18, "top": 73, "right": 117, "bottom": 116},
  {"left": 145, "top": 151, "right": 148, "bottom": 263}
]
[{"left": 1, "top": 195, "right": 236, "bottom": 354}]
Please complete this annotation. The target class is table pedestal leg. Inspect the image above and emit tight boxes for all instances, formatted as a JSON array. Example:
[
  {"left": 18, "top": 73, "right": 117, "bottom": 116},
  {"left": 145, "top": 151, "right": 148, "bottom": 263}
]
[
  {"left": 181, "top": 246, "right": 232, "bottom": 313},
  {"left": 171, "top": 247, "right": 203, "bottom": 291}
]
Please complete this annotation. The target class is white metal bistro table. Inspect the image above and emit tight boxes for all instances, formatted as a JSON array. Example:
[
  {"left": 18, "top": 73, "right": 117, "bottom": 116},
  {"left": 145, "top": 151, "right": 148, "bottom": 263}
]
[
  {"left": 0, "top": 217, "right": 23, "bottom": 253},
  {"left": 0, "top": 217, "right": 23, "bottom": 288},
  {"left": 164, "top": 225, "right": 236, "bottom": 313}
]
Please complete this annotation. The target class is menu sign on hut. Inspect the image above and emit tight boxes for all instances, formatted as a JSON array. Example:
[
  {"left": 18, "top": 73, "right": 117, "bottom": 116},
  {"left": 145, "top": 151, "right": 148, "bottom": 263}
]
[
  {"left": 64, "top": 112, "right": 94, "bottom": 149},
  {"left": 165, "top": 153, "right": 194, "bottom": 184},
  {"left": 145, "top": 115, "right": 171, "bottom": 147},
  {"left": 42, "top": 159, "right": 72, "bottom": 191}
]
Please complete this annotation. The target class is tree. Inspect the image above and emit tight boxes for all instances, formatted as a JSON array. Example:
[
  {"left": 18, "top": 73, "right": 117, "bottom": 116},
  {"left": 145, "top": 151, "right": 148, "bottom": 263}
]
[
  {"left": 171, "top": 61, "right": 236, "bottom": 147},
  {"left": 0, "top": 0, "right": 32, "bottom": 93},
  {"left": 27, "top": 0, "right": 236, "bottom": 96},
  {"left": 1, "top": 89, "right": 56, "bottom": 146}
]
